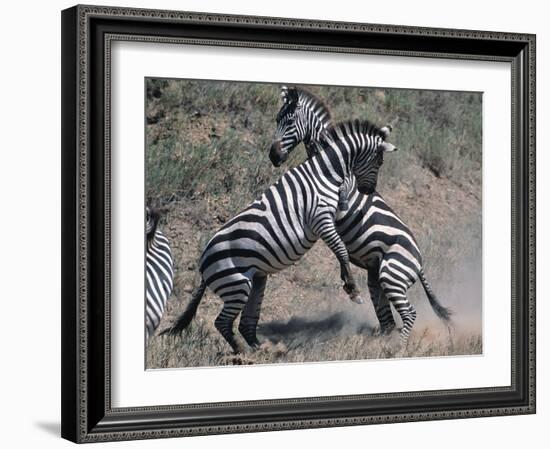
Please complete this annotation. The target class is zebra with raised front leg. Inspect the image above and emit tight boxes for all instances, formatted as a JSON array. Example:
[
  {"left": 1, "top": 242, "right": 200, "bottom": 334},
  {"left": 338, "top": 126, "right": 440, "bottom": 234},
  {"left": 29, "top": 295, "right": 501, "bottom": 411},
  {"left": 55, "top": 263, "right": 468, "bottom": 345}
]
[
  {"left": 268, "top": 86, "right": 452, "bottom": 344},
  {"left": 146, "top": 206, "right": 174, "bottom": 344},
  {"left": 162, "top": 119, "right": 396, "bottom": 353}
]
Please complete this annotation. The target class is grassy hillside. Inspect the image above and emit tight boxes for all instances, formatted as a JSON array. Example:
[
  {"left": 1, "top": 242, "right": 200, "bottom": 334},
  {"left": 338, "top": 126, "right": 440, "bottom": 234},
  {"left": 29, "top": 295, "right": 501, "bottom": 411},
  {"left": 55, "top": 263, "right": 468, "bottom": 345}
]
[{"left": 145, "top": 78, "right": 483, "bottom": 368}]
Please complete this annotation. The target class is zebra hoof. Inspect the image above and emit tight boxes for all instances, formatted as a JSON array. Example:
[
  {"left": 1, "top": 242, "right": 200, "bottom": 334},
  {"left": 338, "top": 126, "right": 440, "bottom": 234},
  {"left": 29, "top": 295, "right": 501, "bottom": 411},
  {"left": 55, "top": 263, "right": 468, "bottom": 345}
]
[
  {"left": 247, "top": 340, "right": 262, "bottom": 351},
  {"left": 221, "top": 354, "right": 254, "bottom": 365},
  {"left": 350, "top": 295, "right": 364, "bottom": 304},
  {"left": 382, "top": 325, "right": 396, "bottom": 336}
]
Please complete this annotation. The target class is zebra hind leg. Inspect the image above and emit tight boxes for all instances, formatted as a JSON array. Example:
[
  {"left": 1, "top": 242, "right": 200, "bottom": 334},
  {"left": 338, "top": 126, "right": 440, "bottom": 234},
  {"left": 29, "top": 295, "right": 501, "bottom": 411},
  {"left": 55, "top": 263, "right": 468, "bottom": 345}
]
[
  {"left": 238, "top": 275, "right": 267, "bottom": 349},
  {"left": 380, "top": 283, "right": 416, "bottom": 345},
  {"left": 376, "top": 295, "right": 397, "bottom": 336},
  {"left": 379, "top": 261, "right": 417, "bottom": 345},
  {"left": 367, "top": 270, "right": 396, "bottom": 336},
  {"left": 214, "top": 279, "right": 252, "bottom": 354},
  {"left": 394, "top": 301, "right": 417, "bottom": 344}
]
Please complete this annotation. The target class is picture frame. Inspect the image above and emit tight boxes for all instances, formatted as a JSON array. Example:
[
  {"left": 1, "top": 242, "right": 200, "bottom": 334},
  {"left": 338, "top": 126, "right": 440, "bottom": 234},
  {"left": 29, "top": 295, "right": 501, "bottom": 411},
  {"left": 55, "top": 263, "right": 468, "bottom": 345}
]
[{"left": 61, "top": 4, "right": 536, "bottom": 443}]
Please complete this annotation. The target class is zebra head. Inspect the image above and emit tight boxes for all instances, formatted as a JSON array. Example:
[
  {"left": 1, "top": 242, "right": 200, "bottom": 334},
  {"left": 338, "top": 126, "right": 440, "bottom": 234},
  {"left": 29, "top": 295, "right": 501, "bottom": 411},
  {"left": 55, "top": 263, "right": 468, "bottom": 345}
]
[
  {"left": 323, "top": 121, "right": 397, "bottom": 195},
  {"left": 269, "top": 86, "right": 331, "bottom": 167},
  {"left": 352, "top": 123, "right": 397, "bottom": 195},
  {"left": 269, "top": 86, "right": 301, "bottom": 167}
]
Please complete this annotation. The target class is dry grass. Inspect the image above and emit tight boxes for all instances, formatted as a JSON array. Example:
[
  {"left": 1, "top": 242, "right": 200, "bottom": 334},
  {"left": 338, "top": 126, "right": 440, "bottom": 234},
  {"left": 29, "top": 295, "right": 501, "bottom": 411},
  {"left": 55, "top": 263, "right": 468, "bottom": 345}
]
[
  {"left": 148, "top": 309, "right": 482, "bottom": 368},
  {"left": 148, "top": 330, "right": 482, "bottom": 368}
]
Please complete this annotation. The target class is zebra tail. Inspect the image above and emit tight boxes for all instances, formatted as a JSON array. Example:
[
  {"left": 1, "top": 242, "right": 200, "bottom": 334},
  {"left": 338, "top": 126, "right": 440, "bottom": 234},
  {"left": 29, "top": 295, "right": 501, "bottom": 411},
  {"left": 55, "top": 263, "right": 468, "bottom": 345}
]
[
  {"left": 160, "top": 280, "right": 207, "bottom": 336},
  {"left": 419, "top": 269, "right": 452, "bottom": 321}
]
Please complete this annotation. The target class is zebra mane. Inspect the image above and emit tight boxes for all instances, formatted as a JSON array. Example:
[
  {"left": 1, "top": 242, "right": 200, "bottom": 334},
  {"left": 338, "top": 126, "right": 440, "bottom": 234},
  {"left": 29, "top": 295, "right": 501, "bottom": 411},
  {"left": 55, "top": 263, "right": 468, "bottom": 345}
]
[
  {"left": 294, "top": 87, "right": 332, "bottom": 124},
  {"left": 279, "top": 86, "right": 332, "bottom": 125},
  {"left": 322, "top": 119, "right": 386, "bottom": 144}
]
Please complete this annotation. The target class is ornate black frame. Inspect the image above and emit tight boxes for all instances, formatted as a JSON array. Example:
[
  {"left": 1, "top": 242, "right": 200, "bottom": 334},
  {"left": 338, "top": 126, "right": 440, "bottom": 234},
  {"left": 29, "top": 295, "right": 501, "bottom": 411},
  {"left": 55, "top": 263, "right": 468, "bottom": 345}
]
[{"left": 61, "top": 4, "right": 536, "bottom": 443}]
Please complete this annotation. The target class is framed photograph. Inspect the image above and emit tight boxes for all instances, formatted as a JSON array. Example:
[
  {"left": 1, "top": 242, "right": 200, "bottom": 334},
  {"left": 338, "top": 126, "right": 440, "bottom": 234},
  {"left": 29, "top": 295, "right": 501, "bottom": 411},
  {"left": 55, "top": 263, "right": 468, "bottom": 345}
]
[{"left": 61, "top": 4, "right": 536, "bottom": 443}]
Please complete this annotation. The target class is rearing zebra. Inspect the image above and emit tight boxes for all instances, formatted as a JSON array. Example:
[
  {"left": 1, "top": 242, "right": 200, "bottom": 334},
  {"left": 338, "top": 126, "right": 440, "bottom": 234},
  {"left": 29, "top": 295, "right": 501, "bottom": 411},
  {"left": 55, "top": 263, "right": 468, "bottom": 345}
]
[
  {"left": 268, "top": 86, "right": 452, "bottom": 343},
  {"left": 163, "top": 120, "right": 396, "bottom": 353},
  {"left": 146, "top": 206, "right": 174, "bottom": 344}
]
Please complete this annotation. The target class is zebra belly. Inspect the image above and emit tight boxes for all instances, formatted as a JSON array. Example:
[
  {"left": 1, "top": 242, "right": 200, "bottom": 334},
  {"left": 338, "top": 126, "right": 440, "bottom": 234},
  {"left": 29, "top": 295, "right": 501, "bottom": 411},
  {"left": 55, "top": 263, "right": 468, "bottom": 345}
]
[{"left": 200, "top": 237, "right": 317, "bottom": 286}]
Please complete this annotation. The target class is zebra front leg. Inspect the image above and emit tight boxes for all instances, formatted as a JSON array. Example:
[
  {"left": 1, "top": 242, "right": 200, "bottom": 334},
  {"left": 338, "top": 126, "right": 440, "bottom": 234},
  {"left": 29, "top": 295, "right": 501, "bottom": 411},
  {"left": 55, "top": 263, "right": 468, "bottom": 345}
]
[
  {"left": 340, "top": 265, "right": 363, "bottom": 304},
  {"left": 337, "top": 184, "right": 349, "bottom": 212},
  {"left": 313, "top": 211, "right": 363, "bottom": 304},
  {"left": 238, "top": 275, "right": 267, "bottom": 349}
]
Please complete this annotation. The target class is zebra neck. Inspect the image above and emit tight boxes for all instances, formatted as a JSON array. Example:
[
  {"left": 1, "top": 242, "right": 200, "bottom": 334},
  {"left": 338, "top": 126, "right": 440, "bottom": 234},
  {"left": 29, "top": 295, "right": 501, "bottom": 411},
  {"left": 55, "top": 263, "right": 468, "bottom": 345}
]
[
  {"left": 303, "top": 122, "right": 330, "bottom": 159},
  {"left": 311, "top": 116, "right": 330, "bottom": 140},
  {"left": 310, "top": 144, "right": 350, "bottom": 187},
  {"left": 299, "top": 95, "right": 331, "bottom": 146}
]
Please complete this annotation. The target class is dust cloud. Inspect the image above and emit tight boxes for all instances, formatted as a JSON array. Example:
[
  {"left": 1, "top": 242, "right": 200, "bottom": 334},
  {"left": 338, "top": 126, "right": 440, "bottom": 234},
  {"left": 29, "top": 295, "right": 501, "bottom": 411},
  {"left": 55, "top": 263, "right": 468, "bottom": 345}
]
[{"left": 258, "top": 250, "right": 482, "bottom": 352}]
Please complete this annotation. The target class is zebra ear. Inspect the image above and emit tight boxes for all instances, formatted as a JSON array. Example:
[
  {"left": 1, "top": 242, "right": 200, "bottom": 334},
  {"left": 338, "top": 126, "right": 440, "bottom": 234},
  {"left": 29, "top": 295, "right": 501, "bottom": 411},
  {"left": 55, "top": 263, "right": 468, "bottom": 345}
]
[
  {"left": 380, "top": 142, "right": 398, "bottom": 153},
  {"left": 281, "top": 86, "right": 299, "bottom": 105},
  {"left": 280, "top": 86, "right": 289, "bottom": 103},
  {"left": 380, "top": 125, "right": 392, "bottom": 140}
]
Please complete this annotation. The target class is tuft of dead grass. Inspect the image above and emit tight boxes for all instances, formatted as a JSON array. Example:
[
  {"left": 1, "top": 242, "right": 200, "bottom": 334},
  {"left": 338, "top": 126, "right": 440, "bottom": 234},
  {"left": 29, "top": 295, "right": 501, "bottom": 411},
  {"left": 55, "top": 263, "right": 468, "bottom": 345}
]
[{"left": 148, "top": 317, "right": 482, "bottom": 368}]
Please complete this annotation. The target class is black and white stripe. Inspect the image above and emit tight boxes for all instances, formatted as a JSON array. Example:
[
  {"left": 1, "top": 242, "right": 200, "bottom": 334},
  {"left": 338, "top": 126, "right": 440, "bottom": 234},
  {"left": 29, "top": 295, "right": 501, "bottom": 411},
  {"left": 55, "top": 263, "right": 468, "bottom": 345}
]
[
  {"left": 164, "top": 120, "right": 396, "bottom": 353},
  {"left": 268, "top": 86, "right": 452, "bottom": 343},
  {"left": 146, "top": 207, "right": 174, "bottom": 344}
]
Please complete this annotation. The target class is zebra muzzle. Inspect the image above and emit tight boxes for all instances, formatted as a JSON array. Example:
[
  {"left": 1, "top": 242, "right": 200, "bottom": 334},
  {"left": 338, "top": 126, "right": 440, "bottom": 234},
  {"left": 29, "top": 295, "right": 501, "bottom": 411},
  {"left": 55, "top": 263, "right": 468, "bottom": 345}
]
[{"left": 269, "top": 141, "right": 288, "bottom": 167}]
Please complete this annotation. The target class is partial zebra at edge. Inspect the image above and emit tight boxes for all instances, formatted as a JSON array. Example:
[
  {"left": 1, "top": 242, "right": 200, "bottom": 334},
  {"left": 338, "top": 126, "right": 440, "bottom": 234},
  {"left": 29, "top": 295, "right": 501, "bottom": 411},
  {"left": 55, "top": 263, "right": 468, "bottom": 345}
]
[{"left": 145, "top": 206, "right": 174, "bottom": 345}]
